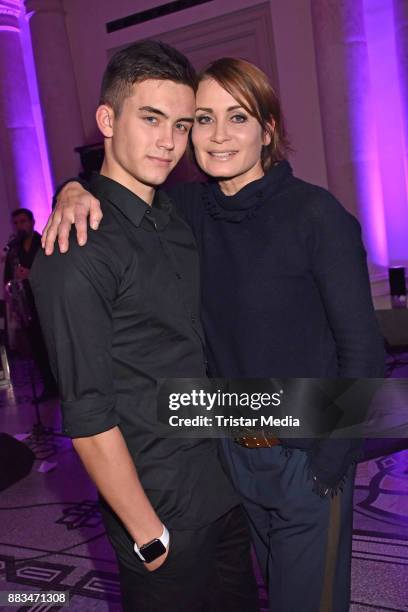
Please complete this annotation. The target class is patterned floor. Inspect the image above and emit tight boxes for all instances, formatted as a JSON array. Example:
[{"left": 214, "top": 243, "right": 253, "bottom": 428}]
[{"left": 0, "top": 357, "right": 407, "bottom": 611}]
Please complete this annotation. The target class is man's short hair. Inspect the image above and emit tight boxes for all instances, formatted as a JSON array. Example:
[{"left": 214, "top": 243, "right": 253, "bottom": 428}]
[
  {"left": 100, "top": 40, "right": 197, "bottom": 115},
  {"left": 11, "top": 208, "right": 34, "bottom": 222}
]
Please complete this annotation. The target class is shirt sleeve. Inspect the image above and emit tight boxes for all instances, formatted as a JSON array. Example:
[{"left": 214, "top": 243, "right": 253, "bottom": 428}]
[
  {"left": 30, "top": 232, "right": 121, "bottom": 437},
  {"left": 307, "top": 190, "right": 385, "bottom": 377}
]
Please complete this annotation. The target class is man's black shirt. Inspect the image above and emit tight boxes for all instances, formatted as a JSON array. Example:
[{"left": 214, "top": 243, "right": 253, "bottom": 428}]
[{"left": 31, "top": 174, "right": 238, "bottom": 537}]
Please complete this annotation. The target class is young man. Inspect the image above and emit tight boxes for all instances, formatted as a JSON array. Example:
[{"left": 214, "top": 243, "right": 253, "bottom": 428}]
[{"left": 31, "top": 42, "right": 258, "bottom": 611}]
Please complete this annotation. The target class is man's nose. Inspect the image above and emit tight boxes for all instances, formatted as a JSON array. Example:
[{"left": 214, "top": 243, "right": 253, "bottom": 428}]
[{"left": 157, "top": 125, "right": 175, "bottom": 150}]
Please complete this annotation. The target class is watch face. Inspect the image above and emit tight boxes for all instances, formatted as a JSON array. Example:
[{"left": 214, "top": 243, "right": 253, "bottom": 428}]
[{"left": 140, "top": 539, "right": 166, "bottom": 563}]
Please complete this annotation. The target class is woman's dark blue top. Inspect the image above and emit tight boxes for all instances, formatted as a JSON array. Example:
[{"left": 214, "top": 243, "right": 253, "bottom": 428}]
[
  {"left": 168, "top": 161, "right": 385, "bottom": 491},
  {"left": 168, "top": 161, "right": 384, "bottom": 380}
]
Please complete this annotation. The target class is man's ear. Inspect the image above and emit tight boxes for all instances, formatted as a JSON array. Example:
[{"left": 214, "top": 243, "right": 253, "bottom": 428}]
[
  {"left": 263, "top": 119, "right": 275, "bottom": 147},
  {"left": 96, "top": 105, "right": 115, "bottom": 137}
]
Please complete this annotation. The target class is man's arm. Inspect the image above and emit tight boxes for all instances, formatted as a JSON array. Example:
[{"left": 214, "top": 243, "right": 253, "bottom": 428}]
[
  {"left": 30, "top": 235, "right": 167, "bottom": 570},
  {"left": 73, "top": 427, "right": 166, "bottom": 569}
]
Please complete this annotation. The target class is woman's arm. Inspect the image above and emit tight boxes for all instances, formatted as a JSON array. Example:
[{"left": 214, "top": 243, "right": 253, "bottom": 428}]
[
  {"left": 308, "top": 189, "right": 385, "bottom": 376},
  {"left": 42, "top": 181, "right": 201, "bottom": 255},
  {"left": 302, "top": 189, "right": 385, "bottom": 493}
]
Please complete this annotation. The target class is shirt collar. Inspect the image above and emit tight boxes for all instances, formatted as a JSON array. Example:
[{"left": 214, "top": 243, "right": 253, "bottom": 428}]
[{"left": 89, "top": 173, "right": 172, "bottom": 229}]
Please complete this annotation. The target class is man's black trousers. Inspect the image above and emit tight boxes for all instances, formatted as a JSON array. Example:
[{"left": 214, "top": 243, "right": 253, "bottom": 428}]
[{"left": 116, "top": 505, "right": 259, "bottom": 612}]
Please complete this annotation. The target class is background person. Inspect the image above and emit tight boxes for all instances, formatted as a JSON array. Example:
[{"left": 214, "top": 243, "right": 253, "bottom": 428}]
[{"left": 4, "top": 208, "right": 56, "bottom": 400}]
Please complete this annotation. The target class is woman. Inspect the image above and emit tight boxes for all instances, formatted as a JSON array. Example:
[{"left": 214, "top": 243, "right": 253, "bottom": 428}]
[{"left": 43, "top": 58, "right": 385, "bottom": 612}]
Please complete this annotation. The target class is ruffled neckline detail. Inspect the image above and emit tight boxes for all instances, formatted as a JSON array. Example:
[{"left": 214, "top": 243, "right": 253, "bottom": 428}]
[{"left": 203, "top": 160, "right": 292, "bottom": 223}]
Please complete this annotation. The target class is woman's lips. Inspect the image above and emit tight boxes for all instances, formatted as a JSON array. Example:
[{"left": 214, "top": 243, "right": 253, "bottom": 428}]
[{"left": 208, "top": 151, "right": 238, "bottom": 161}]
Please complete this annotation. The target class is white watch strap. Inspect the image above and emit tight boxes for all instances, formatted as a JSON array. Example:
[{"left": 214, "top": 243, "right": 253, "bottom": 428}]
[{"left": 133, "top": 525, "right": 170, "bottom": 562}]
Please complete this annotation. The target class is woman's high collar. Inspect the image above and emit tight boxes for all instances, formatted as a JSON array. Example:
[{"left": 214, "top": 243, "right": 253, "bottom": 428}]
[{"left": 204, "top": 160, "right": 293, "bottom": 222}]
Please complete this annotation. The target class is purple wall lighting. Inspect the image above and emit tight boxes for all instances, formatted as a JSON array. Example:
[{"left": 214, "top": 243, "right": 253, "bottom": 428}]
[
  {"left": 0, "top": 0, "right": 52, "bottom": 232},
  {"left": 359, "top": 0, "right": 408, "bottom": 267},
  {"left": 19, "top": 10, "right": 53, "bottom": 224}
]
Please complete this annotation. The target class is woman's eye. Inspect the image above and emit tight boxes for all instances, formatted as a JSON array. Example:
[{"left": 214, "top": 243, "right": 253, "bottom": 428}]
[
  {"left": 195, "top": 115, "right": 212, "bottom": 125},
  {"left": 231, "top": 114, "right": 247, "bottom": 123}
]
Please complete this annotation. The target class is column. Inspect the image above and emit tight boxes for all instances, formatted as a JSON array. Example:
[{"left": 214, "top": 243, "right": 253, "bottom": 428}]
[
  {"left": 24, "top": 0, "right": 84, "bottom": 185},
  {"left": 394, "top": 0, "right": 408, "bottom": 171},
  {"left": 0, "top": 0, "right": 50, "bottom": 229},
  {"left": 311, "top": 0, "right": 387, "bottom": 270},
  {"left": 0, "top": 160, "right": 12, "bottom": 296}
]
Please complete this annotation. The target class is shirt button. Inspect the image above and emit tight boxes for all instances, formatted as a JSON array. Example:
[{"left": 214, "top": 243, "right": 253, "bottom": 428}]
[
  {"left": 176, "top": 273, "right": 182, "bottom": 279},
  {"left": 146, "top": 209, "right": 151, "bottom": 214},
  {"left": 191, "top": 314, "right": 196, "bottom": 323}
]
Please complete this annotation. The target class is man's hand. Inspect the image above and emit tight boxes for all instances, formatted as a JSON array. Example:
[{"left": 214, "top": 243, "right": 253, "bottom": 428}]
[
  {"left": 144, "top": 546, "right": 170, "bottom": 572},
  {"left": 42, "top": 181, "right": 103, "bottom": 256}
]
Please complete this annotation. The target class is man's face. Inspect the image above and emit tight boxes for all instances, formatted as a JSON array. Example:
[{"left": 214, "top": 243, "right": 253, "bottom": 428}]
[
  {"left": 13, "top": 214, "right": 34, "bottom": 239},
  {"left": 102, "top": 79, "right": 195, "bottom": 194}
]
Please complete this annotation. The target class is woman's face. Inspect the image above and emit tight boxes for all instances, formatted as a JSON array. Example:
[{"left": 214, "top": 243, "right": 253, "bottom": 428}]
[{"left": 192, "top": 78, "right": 271, "bottom": 192}]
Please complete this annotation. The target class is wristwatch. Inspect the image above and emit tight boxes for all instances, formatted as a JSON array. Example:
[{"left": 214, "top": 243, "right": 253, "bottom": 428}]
[{"left": 133, "top": 525, "right": 170, "bottom": 563}]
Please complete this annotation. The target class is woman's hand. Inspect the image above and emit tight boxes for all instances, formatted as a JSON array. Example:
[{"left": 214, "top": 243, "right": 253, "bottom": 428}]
[{"left": 42, "top": 181, "right": 103, "bottom": 255}]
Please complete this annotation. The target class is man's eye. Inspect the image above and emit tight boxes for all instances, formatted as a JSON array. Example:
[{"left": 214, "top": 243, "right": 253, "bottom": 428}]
[
  {"left": 231, "top": 114, "right": 247, "bottom": 123},
  {"left": 175, "top": 123, "right": 189, "bottom": 133},
  {"left": 143, "top": 116, "right": 158, "bottom": 125},
  {"left": 195, "top": 115, "right": 212, "bottom": 125}
]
